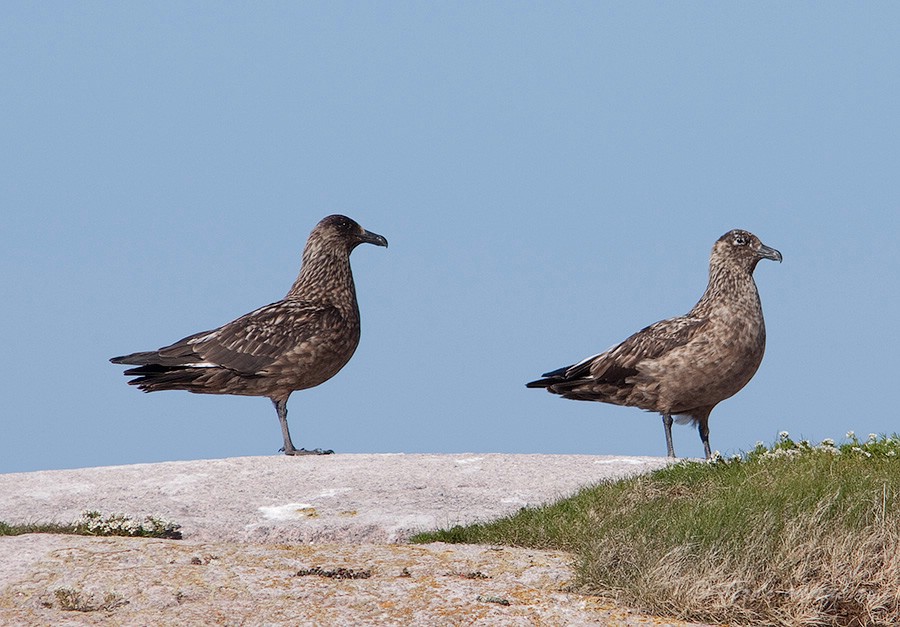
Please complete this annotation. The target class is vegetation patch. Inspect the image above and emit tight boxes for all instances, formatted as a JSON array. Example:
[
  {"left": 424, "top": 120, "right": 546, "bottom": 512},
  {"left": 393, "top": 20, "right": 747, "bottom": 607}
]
[
  {"left": 0, "top": 510, "right": 181, "bottom": 539},
  {"left": 476, "top": 594, "right": 510, "bottom": 606},
  {"left": 295, "top": 566, "right": 372, "bottom": 580},
  {"left": 412, "top": 433, "right": 900, "bottom": 626},
  {"left": 52, "top": 588, "right": 129, "bottom": 612}
]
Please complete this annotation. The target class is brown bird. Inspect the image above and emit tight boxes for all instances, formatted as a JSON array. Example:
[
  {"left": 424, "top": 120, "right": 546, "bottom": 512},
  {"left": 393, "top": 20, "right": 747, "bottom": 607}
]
[
  {"left": 111, "top": 215, "right": 387, "bottom": 456},
  {"left": 527, "top": 229, "right": 781, "bottom": 459}
]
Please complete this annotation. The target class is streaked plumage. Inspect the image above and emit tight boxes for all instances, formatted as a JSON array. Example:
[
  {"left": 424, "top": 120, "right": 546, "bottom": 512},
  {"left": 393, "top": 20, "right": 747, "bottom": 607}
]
[
  {"left": 111, "top": 214, "right": 387, "bottom": 455},
  {"left": 527, "top": 229, "right": 781, "bottom": 459}
]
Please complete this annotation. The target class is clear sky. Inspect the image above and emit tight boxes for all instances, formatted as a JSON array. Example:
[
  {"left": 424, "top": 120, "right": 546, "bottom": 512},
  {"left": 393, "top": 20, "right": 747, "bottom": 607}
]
[{"left": 3, "top": 3, "right": 899, "bottom": 473}]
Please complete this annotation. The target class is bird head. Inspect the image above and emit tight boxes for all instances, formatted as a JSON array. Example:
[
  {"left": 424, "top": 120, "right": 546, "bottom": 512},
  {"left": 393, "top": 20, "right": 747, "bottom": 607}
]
[
  {"left": 713, "top": 229, "right": 782, "bottom": 273},
  {"left": 313, "top": 215, "right": 389, "bottom": 251}
]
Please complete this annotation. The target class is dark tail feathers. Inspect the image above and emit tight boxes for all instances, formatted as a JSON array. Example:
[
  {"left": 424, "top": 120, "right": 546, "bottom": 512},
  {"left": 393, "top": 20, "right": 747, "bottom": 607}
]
[{"left": 525, "top": 365, "right": 571, "bottom": 389}]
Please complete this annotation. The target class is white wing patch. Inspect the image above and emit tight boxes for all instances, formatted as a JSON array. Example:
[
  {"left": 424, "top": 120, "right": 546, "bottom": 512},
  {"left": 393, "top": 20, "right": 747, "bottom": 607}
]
[
  {"left": 189, "top": 332, "right": 220, "bottom": 345},
  {"left": 567, "top": 351, "right": 604, "bottom": 376}
]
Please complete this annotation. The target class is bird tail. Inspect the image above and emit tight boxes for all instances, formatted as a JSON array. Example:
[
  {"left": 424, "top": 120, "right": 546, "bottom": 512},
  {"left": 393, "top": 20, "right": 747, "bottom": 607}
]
[
  {"left": 111, "top": 351, "right": 209, "bottom": 393},
  {"left": 525, "top": 363, "right": 576, "bottom": 389},
  {"left": 526, "top": 375, "right": 562, "bottom": 389},
  {"left": 110, "top": 351, "right": 161, "bottom": 366},
  {"left": 117, "top": 364, "right": 209, "bottom": 393}
]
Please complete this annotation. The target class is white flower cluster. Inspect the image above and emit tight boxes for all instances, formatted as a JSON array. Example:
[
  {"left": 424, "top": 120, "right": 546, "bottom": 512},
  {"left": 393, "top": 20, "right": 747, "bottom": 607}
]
[
  {"left": 756, "top": 432, "right": 841, "bottom": 461},
  {"left": 679, "top": 432, "right": 898, "bottom": 466},
  {"left": 759, "top": 431, "right": 900, "bottom": 461},
  {"left": 74, "top": 510, "right": 181, "bottom": 538},
  {"left": 705, "top": 450, "right": 742, "bottom": 465}
]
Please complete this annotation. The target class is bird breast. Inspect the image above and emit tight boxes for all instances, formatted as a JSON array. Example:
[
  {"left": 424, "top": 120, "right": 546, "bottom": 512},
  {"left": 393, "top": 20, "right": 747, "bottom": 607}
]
[{"left": 642, "top": 300, "right": 766, "bottom": 413}]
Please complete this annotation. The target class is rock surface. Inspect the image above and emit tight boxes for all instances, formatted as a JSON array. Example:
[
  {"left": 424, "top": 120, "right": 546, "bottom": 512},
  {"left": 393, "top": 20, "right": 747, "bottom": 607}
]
[{"left": 0, "top": 454, "right": 714, "bottom": 625}]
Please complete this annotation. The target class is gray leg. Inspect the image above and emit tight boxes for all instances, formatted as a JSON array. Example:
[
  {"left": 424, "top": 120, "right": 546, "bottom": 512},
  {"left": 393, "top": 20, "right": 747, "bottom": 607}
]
[
  {"left": 271, "top": 398, "right": 334, "bottom": 456},
  {"left": 273, "top": 398, "right": 298, "bottom": 454},
  {"left": 662, "top": 414, "right": 675, "bottom": 458},
  {"left": 698, "top": 418, "right": 711, "bottom": 460}
]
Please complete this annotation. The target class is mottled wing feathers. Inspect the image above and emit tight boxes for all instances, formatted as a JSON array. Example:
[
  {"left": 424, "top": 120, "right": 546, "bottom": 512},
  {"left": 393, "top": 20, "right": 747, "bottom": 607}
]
[
  {"left": 112, "top": 301, "right": 345, "bottom": 376},
  {"left": 186, "top": 302, "right": 346, "bottom": 374},
  {"left": 595, "top": 315, "right": 710, "bottom": 379},
  {"left": 528, "top": 314, "right": 710, "bottom": 390}
]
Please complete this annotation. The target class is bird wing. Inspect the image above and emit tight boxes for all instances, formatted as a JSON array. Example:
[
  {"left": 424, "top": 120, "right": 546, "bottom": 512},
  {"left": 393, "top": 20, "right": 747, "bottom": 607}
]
[
  {"left": 154, "top": 301, "right": 346, "bottom": 375},
  {"left": 561, "top": 315, "right": 711, "bottom": 384}
]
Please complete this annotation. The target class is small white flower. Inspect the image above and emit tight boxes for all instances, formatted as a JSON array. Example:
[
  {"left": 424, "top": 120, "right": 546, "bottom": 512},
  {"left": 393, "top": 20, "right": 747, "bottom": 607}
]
[
  {"left": 707, "top": 451, "right": 724, "bottom": 463},
  {"left": 779, "top": 431, "right": 790, "bottom": 440},
  {"left": 868, "top": 433, "right": 878, "bottom": 442},
  {"left": 846, "top": 430, "right": 855, "bottom": 439},
  {"left": 821, "top": 438, "right": 835, "bottom": 447}
]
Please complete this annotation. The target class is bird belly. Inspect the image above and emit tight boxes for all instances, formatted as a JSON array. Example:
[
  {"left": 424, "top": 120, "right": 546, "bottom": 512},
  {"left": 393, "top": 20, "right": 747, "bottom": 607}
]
[
  {"left": 639, "top": 326, "right": 765, "bottom": 414},
  {"left": 269, "top": 329, "right": 361, "bottom": 392}
]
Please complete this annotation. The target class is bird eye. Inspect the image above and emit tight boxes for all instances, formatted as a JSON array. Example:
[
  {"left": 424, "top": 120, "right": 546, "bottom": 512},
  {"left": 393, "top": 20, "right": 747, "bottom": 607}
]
[{"left": 733, "top": 233, "right": 748, "bottom": 246}]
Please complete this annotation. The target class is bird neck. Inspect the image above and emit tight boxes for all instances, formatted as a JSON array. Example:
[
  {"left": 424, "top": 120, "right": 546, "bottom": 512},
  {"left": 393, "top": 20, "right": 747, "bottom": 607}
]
[
  {"left": 695, "top": 263, "right": 761, "bottom": 315},
  {"left": 286, "top": 246, "right": 357, "bottom": 306}
]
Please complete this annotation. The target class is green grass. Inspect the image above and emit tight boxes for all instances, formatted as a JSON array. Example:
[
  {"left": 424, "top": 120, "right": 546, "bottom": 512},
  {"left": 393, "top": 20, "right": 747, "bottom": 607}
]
[
  {"left": 0, "top": 510, "right": 181, "bottom": 539},
  {"left": 412, "top": 433, "right": 900, "bottom": 626},
  {"left": 0, "top": 520, "right": 78, "bottom": 536}
]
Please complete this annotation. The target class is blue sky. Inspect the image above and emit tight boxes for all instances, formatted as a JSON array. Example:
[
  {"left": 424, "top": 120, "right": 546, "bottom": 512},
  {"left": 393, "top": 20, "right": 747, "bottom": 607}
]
[{"left": 2, "top": 3, "right": 898, "bottom": 473}]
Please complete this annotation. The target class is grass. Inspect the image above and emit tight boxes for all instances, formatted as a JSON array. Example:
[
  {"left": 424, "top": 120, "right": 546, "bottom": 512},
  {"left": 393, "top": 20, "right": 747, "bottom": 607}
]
[
  {"left": 0, "top": 510, "right": 181, "bottom": 539},
  {"left": 412, "top": 433, "right": 900, "bottom": 626}
]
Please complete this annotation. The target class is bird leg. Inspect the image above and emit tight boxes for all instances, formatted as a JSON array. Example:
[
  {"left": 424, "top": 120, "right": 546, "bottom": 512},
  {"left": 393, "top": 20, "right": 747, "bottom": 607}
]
[
  {"left": 698, "top": 418, "right": 712, "bottom": 460},
  {"left": 272, "top": 398, "right": 334, "bottom": 456},
  {"left": 662, "top": 414, "right": 675, "bottom": 458},
  {"left": 273, "top": 398, "right": 298, "bottom": 453}
]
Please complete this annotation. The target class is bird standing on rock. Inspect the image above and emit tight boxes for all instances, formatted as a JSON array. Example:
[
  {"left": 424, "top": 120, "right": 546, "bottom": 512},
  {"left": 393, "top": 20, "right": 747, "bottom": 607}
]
[
  {"left": 111, "top": 214, "right": 388, "bottom": 456},
  {"left": 527, "top": 229, "right": 781, "bottom": 459}
]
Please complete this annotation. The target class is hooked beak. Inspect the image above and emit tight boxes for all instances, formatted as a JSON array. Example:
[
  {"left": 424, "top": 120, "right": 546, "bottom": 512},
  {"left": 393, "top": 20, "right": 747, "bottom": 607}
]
[
  {"left": 360, "top": 229, "right": 388, "bottom": 248},
  {"left": 757, "top": 243, "right": 782, "bottom": 263}
]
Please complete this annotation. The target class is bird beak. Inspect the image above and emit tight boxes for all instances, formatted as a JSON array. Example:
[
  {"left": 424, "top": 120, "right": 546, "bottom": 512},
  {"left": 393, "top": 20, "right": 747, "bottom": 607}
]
[
  {"left": 757, "top": 243, "right": 782, "bottom": 263},
  {"left": 360, "top": 229, "right": 389, "bottom": 248}
]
